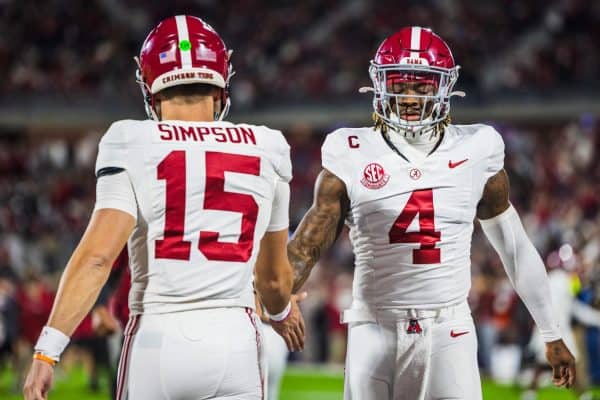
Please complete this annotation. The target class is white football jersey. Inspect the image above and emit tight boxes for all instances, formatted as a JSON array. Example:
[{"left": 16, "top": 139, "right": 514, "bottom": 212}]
[
  {"left": 322, "top": 124, "right": 504, "bottom": 310},
  {"left": 95, "top": 119, "right": 292, "bottom": 315}
]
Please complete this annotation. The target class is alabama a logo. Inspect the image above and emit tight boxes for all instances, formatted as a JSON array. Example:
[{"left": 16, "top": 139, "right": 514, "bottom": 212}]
[{"left": 361, "top": 162, "right": 390, "bottom": 189}]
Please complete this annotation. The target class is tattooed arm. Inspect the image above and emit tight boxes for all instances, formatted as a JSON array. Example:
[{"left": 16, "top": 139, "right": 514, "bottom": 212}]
[
  {"left": 288, "top": 169, "right": 350, "bottom": 293},
  {"left": 477, "top": 169, "right": 575, "bottom": 387},
  {"left": 476, "top": 169, "right": 510, "bottom": 219}
]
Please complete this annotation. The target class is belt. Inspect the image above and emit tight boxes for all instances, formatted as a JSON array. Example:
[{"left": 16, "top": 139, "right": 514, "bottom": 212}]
[{"left": 341, "top": 300, "right": 470, "bottom": 323}]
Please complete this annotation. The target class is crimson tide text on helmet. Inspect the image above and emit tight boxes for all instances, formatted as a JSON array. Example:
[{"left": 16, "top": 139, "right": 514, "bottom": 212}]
[
  {"left": 135, "top": 15, "right": 234, "bottom": 121},
  {"left": 365, "top": 26, "right": 464, "bottom": 134}
]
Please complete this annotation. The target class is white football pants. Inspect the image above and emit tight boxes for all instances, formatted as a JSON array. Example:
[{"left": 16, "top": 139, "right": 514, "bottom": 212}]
[
  {"left": 343, "top": 301, "right": 481, "bottom": 400},
  {"left": 116, "top": 307, "right": 264, "bottom": 400}
]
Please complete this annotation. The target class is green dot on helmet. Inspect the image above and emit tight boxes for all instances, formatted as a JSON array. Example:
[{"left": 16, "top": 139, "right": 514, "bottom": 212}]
[{"left": 179, "top": 40, "right": 191, "bottom": 51}]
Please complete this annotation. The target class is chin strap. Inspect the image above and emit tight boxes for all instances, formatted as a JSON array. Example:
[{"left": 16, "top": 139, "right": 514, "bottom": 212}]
[{"left": 216, "top": 97, "right": 231, "bottom": 121}]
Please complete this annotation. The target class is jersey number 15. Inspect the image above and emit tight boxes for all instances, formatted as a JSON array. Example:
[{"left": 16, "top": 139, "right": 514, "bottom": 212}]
[{"left": 155, "top": 150, "right": 260, "bottom": 263}]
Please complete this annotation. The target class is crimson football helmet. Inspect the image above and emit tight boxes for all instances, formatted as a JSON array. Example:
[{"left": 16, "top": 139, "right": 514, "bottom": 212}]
[
  {"left": 364, "top": 27, "right": 464, "bottom": 134},
  {"left": 135, "top": 15, "right": 234, "bottom": 120}
]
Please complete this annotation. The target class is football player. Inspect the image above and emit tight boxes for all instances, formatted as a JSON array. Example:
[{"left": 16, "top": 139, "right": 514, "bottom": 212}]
[
  {"left": 287, "top": 26, "right": 575, "bottom": 399},
  {"left": 23, "top": 15, "right": 304, "bottom": 400}
]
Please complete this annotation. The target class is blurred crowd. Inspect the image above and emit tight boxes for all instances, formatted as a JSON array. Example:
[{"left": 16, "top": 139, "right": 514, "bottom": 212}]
[
  {"left": 0, "top": 116, "right": 599, "bottom": 391},
  {"left": 0, "top": 0, "right": 599, "bottom": 395},
  {"left": 1, "top": 0, "right": 599, "bottom": 107}
]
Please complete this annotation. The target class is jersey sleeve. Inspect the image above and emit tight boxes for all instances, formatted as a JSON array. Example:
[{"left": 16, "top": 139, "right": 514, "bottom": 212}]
[
  {"left": 483, "top": 126, "right": 505, "bottom": 180},
  {"left": 273, "top": 131, "right": 292, "bottom": 183},
  {"left": 95, "top": 121, "right": 129, "bottom": 176},
  {"left": 321, "top": 130, "right": 351, "bottom": 184},
  {"left": 259, "top": 126, "right": 292, "bottom": 183},
  {"left": 267, "top": 180, "right": 290, "bottom": 232},
  {"left": 93, "top": 121, "right": 138, "bottom": 219},
  {"left": 275, "top": 140, "right": 292, "bottom": 183},
  {"left": 94, "top": 171, "right": 138, "bottom": 220}
]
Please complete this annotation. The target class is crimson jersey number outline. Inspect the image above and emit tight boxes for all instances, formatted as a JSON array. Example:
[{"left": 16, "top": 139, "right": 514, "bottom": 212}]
[
  {"left": 155, "top": 150, "right": 260, "bottom": 262},
  {"left": 388, "top": 189, "right": 441, "bottom": 264}
]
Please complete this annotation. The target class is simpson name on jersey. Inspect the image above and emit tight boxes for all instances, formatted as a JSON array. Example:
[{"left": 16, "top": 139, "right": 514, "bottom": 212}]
[
  {"left": 95, "top": 119, "right": 292, "bottom": 315},
  {"left": 322, "top": 124, "right": 504, "bottom": 311}
]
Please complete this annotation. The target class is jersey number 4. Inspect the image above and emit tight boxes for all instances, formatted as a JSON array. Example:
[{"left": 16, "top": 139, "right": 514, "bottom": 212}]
[
  {"left": 388, "top": 189, "right": 441, "bottom": 264},
  {"left": 155, "top": 150, "right": 260, "bottom": 263}
]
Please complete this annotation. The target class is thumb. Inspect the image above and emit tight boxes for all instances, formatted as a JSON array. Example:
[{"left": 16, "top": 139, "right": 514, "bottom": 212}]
[
  {"left": 32, "top": 387, "right": 45, "bottom": 400},
  {"left": 293, "top": 291, "right": 308, "bottom": 302},
  {"left": 552, "top": 364, "right": 561, "bottom": 381}
]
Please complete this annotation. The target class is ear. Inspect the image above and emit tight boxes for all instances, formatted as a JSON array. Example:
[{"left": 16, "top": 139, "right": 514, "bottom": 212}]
[
  {"left": 154, "top": 96, "right": 162, "bottom": 120},
  {"left": 212, "top": 88, "right": 223, "bottom": 115},
  {"left": 212, "top": 87, "right": 223, "bottom": 101}
]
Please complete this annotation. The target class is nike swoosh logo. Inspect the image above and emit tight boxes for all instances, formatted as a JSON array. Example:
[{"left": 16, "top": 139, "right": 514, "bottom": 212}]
[
  {"left": 448, "top": 159, "right": 468, "bottom": 169},
  {"left": 450, "top": 330, "right": 469, "bottom": 338}
]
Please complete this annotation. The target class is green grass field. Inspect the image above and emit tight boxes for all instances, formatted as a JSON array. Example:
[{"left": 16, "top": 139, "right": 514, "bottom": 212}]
[{"left": 1, "top": 365, "right": 597, "bottom": 399}]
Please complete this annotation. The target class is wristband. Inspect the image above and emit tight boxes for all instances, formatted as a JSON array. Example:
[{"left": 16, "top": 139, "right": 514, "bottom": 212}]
[
  {"left": 33, "top": 352, "right": 57, "bottom": 366},
  {"left": 34, "top": 326, "right": 70, "bottom": 362},
  {"left": 269, "top": 302, "right": 292, "bottom": 322}
]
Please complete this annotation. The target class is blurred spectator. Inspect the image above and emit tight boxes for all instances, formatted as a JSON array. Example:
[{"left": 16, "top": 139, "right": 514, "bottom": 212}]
[
  {"left": 13, "top": 272, "right": 54, "bottom": 387},
  {"left": 0, "top": 0, "right": 598, "bottom": 107},
  {"left": 0, "top": 247, "right": 19, "bottom": 380}
]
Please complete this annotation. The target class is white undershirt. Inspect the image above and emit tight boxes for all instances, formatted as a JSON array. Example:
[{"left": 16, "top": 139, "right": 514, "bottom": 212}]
[{"left": 387, "top": 128, "right": 439, "bottom": 163}]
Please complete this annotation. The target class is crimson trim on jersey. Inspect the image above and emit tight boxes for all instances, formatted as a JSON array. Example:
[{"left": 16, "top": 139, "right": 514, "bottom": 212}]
[
  {"left": 116, "top": 315, "right": 140, "bottom": 400},
  {"left": 245, "top": 308, "right": 264, "bottom": 400}
]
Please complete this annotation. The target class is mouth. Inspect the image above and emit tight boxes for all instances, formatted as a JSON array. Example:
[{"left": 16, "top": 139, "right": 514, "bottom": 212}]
[{"left": 400, "top": 111, "right": 421, "bottom": 121}]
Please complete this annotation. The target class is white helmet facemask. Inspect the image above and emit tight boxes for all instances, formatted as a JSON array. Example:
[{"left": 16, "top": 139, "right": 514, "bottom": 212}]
[{"left": 361, "top": 63, "right": 464, "bottom": 143}]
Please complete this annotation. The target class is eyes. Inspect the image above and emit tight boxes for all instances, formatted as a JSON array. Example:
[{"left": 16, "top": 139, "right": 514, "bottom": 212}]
[{"left": 386, "top": 82, "right": 437, "bottom": 95}]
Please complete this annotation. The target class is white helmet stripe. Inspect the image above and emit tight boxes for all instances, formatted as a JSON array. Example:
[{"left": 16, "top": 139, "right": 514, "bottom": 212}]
[
  {"left": 410, "top": 26, "right": 421, "bottom": 58},
  {"left": 175, "top": 15, "right": 192, "bottom": 67}
]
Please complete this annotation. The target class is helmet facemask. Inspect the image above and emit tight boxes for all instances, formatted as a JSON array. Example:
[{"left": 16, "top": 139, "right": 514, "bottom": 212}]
[
  {"left": 134, "top": 57, "right": 158, "bottom": 120},
  {"left": 217, "top": 56, "right": 235, "bottom": 121},
  {"left": 369, "top": 62, "right": 460, "bottom": 136}
]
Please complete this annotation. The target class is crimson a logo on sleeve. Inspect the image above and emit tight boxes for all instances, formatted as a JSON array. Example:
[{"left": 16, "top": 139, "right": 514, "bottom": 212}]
[{"left": 361, "top": 162, "right": 390, "bottom": 189}]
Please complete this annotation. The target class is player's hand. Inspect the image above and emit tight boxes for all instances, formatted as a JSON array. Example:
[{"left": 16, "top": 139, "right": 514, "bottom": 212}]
[
  {"left": 91, "top": 305, "right": 119, "bottom": 336},
  {"left": 545, "top": 339, "right": 576, "bottom": 388},
  {"left": 23, "top": 359, "right": 54, "bottom": 400},
  {"left": 270, "top": 292, "right": 307, "bottom": 352}
]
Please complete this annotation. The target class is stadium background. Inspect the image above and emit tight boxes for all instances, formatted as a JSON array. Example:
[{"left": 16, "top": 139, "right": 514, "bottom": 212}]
[{"left": 0, "top": 0, "right": 599, "bottom": 399}]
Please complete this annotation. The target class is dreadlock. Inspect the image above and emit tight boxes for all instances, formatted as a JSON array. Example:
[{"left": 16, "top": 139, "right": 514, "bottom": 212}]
[{"left": 372, "top": 112, "right": 452, "bottom": 136}]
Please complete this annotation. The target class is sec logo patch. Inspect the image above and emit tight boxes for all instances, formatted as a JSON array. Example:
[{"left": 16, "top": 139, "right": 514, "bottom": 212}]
[{"left": 361, "top": 162, "right": 390, "bottom": 189}]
